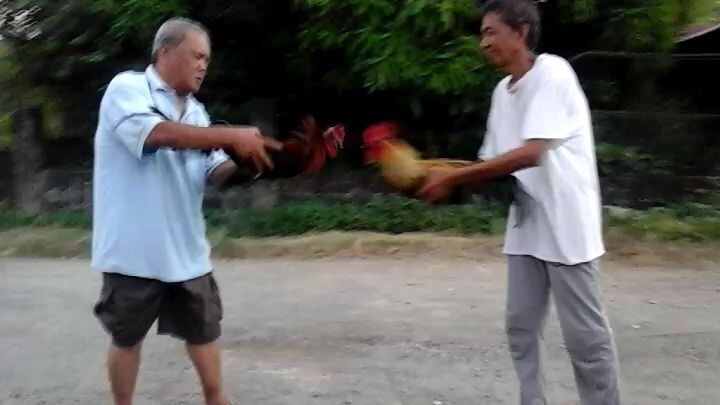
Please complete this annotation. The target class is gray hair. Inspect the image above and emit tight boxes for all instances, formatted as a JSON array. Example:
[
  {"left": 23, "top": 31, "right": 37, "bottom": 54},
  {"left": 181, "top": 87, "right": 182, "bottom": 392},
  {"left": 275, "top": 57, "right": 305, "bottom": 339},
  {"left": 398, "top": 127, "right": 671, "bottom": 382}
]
[{"left": 151, "top": 17, "right": 210, "bottom": 63}]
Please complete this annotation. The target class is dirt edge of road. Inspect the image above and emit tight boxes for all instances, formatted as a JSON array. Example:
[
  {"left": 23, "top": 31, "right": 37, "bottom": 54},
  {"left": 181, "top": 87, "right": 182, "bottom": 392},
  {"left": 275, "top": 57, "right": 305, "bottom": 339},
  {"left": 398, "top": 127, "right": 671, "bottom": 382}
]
[{"left": 1, "top": 227, "right": 718, "bottom": 270}]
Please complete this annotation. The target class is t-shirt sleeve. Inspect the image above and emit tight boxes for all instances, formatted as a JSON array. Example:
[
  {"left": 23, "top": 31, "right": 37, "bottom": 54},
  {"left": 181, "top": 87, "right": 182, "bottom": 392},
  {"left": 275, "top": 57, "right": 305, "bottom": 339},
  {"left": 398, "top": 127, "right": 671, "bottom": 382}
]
[
  {"left": 478, "top": 113, "right": 496, "bottom": 161},
  {"left": 521, "top": 78, "right": 571, "bottom": 141},
  {"left": 104, "top": 80, "right": 164, "bottom": 159},
  {"left": 478, "top": 95, "right": 499, "bottom": 161}
]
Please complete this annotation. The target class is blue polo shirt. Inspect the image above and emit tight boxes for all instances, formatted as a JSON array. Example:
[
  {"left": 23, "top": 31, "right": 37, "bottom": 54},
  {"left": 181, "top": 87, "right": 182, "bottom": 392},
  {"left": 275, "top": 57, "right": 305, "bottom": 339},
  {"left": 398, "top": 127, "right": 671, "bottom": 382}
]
[{"left": 91, "top": 65, "right": 228, "bottom": 282}]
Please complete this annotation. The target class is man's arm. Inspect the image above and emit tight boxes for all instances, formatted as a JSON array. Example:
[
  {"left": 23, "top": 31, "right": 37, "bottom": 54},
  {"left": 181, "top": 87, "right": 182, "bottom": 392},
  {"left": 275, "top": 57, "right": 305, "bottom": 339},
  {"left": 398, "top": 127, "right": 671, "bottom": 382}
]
[
  {"left": 146, "top": 121, "right": 240, "bottom": 151},
  {"left": 207, "top": 160, "right": 238, "bottom": 188},
  {"left": 450, "top": 139, "right": 550, "bottom": 188},
  {"left": 105, "top": 77, "right": 280, "bottom": 170},
  {"left": 416, "top": 139, "right": 550, "bottom": 202},
  {"left": 145, "top": 121, "right": 281, "bottom": 173}
]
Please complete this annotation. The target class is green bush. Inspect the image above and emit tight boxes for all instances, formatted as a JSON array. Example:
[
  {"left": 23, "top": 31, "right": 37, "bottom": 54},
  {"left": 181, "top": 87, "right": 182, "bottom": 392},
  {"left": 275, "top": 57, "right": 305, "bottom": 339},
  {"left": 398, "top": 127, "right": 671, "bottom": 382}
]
[
  {"left": 0, "top": 210, "right": 92, "bottom": 231},
  {"left": 215, "top": 196, "right": 507, "bottom": 237},
  {"left": 1, "top": 195, "right": 718, "bottom": 242},
  {"left": 0, "top": 197, "right": 506, "bottom": 236}
]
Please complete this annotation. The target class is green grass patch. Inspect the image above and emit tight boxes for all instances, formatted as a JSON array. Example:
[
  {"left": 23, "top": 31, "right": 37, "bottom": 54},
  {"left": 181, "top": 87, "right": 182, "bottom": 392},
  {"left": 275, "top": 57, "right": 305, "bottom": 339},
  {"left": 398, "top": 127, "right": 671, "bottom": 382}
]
[{"left": 0, "top": 195, "right": 718, "bottom": 242}]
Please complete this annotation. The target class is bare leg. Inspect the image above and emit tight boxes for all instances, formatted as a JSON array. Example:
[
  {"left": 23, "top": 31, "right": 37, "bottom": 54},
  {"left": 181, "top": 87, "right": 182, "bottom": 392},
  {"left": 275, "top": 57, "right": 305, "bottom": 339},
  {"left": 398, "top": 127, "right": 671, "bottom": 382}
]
[
  {"left": 107, "top": 342, "right": 142, "bottom": 405},
  {"left": 187, "top": 342, "right": 229, "bottom": 405}
]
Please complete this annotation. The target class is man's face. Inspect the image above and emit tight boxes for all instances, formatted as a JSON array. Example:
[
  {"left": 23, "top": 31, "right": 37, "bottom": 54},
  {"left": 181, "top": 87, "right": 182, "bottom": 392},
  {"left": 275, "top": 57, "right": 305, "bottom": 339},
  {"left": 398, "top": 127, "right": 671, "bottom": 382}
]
[
  {"left": 479, "top": 12, "right": 527, "bottom": 70},
  {"left": 162, "top": 30, "right": 210, "bottom": 95}
]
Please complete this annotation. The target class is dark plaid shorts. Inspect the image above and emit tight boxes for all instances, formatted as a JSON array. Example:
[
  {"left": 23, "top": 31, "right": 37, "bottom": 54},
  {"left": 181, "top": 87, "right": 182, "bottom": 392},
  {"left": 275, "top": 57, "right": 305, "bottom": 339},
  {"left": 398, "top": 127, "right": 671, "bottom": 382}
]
[{"left": 93, "top": 272, "right": 223, "bottom": 347}]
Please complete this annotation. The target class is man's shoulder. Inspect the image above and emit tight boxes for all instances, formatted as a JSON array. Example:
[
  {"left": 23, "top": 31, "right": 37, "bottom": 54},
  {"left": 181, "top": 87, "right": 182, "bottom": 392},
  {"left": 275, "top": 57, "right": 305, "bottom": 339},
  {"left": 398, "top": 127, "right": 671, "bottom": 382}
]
[
  {"left": 492, "top": 76, "right": 512, "bottom": 96},
  {"left": 106, "top": 70, "right": 148, "bottom": 94},
  {"left": 187, "top": 95, "right": 211, "bottom": 125},
  {"left": 535, "top": 53, "right": 578, "bottom": 83}
]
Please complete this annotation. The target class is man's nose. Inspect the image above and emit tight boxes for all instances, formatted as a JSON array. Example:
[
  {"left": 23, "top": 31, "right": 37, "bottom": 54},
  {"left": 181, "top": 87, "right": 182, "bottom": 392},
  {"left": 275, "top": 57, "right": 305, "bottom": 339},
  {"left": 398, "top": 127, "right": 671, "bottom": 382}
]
[{"left": 481, "top": 36, "right": 491, "bottom": 49}]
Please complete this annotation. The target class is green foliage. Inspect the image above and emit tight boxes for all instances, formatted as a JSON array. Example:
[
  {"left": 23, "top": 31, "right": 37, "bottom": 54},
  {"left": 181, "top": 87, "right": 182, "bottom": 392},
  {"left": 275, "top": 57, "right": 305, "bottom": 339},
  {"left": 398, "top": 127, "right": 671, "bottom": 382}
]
[
  {"left": 605, "top": 205, "right": 720, "bottom": 242},
  {"left": 216, "top": 196, "right": 506, "bottom": 237},
  {"left": 93, "top": 0, "right": 190, "bottom": 45},
  {"left": 0, "top": 0, "right": 300, "bottom": 129},
  {"left": 2, "top": 193, "right": 719, "bottom": 242},
  {"left": 2, "top": 0, "right": 719, "bottom": 144},
  {"left": 557, "top": 0, "right": 717, "bottom": 51},
  {"left": 293, "top": 0, "right": 496, "bottom": 117},
  {"left": 0, "top": 210, "right": 92, "bottom": 231},
  {"left": 595, "top": 142, "right": 673, "bottom": 178},
  {"left": 0, "top": 197, "right": 506, "bottom": 236}
]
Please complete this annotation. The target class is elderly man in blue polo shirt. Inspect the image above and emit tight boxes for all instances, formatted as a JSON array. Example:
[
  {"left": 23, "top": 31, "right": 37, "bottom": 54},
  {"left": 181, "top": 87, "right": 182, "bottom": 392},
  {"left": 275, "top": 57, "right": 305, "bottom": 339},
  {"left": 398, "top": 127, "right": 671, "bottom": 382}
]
[{"left": 91, "top": 17, "right": 280, "bottom": 405}]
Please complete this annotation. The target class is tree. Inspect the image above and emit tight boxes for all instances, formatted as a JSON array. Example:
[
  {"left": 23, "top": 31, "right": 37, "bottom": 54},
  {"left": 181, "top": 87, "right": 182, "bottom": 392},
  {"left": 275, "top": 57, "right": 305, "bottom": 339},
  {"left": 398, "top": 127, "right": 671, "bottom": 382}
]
[
  {"left": 0, "top": 0, "right": 300, "bottom": 134},
  {"left": 543, "top": 0, "right": 719, "bottom": 53},
  {"left": 292, "top": 0, "right": 497, "bottom": 121},
  {"left": 1, "top": 0, "right": 716, "bottom": 138}
]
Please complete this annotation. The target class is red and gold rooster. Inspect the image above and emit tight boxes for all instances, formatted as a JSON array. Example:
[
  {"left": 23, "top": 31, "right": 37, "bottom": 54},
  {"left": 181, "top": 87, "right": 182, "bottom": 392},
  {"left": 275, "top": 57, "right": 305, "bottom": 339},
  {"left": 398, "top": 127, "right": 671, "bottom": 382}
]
[
  {"left": 362, "top": 121, "right": 520, "bottom": 205},
  {"left": 362, "top": 122, "right": 474, "bottom": 197}
]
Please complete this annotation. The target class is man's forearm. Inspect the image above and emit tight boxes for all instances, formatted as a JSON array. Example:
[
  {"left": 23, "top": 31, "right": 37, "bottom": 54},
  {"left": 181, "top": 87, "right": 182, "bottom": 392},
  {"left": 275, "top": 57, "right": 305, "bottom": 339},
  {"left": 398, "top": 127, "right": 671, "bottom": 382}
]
[
  {"left": 146, "top": 121, "right": 233, "bottom": 151},
  {"left": 450, "top": 142, "right": 546, "bottom": 187}
]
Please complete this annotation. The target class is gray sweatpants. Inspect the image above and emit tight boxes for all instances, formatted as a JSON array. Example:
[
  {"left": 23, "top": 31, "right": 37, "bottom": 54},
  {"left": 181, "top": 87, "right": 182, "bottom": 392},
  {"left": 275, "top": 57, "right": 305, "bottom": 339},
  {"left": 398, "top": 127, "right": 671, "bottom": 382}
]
[{"left": 506, "top": 255, "right": 621, "bottom": 405}]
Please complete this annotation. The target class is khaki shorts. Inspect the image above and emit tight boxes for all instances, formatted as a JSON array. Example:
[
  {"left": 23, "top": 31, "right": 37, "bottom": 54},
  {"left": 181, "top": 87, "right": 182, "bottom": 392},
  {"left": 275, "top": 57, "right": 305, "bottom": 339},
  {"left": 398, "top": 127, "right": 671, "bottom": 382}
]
[{"left": 93, "top": 272, "right": 223, "bottom": 347}]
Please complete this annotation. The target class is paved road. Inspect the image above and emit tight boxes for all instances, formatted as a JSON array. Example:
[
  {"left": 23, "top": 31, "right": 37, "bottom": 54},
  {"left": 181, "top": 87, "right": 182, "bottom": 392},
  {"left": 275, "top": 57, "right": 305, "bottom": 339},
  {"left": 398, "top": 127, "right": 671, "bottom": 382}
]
[{"left": 1, "top": 258, "right": 719, "bottom": 404}]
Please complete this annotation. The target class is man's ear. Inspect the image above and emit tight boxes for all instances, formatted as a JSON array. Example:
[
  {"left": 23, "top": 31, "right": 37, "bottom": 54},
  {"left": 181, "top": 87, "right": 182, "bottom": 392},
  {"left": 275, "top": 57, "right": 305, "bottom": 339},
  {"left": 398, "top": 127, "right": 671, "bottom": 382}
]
[{"left": 520, "top": 24, "right": 530, "bottom": 45}]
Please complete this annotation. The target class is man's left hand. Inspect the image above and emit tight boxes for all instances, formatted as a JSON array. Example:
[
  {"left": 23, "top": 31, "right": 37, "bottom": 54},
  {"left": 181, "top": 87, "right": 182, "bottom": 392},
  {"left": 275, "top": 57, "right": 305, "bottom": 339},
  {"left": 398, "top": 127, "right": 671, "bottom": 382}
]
[{"left": 416, "top": 168, "right": 457, "bottom": 203}]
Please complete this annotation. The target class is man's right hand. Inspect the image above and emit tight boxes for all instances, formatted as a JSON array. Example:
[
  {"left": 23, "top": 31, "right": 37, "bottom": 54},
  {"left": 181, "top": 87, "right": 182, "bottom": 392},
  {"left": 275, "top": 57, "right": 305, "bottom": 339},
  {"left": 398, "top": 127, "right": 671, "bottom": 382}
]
[{"left": 224, "top": 127, "right": 283, "bottom": 174}]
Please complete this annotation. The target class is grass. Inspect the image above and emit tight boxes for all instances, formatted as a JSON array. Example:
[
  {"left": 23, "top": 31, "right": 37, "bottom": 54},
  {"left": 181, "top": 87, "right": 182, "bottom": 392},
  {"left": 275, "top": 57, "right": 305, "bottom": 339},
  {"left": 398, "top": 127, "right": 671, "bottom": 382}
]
[
  {"left": 0, "top": 197, "right": 509, "bottom": 237},
  {"left": 1, "top": 196, "right": 718, "bottom": 241},
  {"left": 0, "top": 196, "right": 718, "bottom": 263}
]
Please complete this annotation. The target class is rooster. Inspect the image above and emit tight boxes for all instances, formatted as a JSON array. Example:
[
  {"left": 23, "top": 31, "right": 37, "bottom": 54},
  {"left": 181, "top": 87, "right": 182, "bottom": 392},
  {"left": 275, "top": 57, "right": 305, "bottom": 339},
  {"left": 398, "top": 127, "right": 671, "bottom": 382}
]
[
  {"left": 362, "top": 121, "right": 520, "bottom": 205},
  {"left": 218, "top": 115, "right": 345, "bottom": 182}
]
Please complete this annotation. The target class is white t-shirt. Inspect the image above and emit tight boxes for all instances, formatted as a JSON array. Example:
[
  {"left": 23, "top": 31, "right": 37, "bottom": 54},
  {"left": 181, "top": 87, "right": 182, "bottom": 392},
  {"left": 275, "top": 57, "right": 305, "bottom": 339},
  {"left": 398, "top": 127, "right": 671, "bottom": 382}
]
[{"left": 479, "top": 54, "right": 605, "bottom": 265}]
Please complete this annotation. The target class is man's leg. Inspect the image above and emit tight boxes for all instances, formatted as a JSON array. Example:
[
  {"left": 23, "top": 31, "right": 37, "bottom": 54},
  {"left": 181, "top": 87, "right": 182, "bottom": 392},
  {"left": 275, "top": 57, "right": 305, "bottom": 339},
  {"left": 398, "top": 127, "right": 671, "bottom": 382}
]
[
  {"left": 159, "top": 272, "right": 228, "bottom": 405},
  {"left": 548, "top": 261, "right": 621, "bottom": 405},
  {"left": 94, "top": 273, "right": 164, "bottom": 405},
  {"left": 506, "top": 255, "right": 551, "bottom": 405},
  {"left": 187, "top": 342, "right": 229, "bottom": 405},
  {"left": 107, "top": 342, "right": 143, "bottom": 405}
]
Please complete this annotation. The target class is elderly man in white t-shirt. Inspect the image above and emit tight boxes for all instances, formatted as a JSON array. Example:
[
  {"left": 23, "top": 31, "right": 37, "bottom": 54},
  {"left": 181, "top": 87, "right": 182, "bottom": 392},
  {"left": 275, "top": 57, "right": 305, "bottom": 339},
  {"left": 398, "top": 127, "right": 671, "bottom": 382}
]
[{"left": 418, "top": 1, "right": 621, "bottom": 404}]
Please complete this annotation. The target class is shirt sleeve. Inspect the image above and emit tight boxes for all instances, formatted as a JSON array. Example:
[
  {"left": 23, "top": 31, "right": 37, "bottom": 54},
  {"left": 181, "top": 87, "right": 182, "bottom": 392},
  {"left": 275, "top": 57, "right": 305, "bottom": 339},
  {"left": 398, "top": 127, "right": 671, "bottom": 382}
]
[
  {"left": 478, "top": 98, "right": 499, "bottom": 161},
  {"left": 521, "top": 78, "right": 571, "bottom": 141},
  {"left": 197, "top": 108, "right": 230, "bottom": 178},
  {"left": 104, "top": 79, "right": 164, "bottom": 159},
  {"left": 205, "top": 149, "right": 230, "bottom": 178}
]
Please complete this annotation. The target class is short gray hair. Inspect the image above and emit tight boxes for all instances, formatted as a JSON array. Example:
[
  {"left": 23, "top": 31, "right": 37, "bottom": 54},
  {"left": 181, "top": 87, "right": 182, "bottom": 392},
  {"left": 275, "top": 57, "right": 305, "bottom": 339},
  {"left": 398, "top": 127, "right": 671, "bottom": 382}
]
[{"left": 151, "top": 17, "right": 210, "bottom": 63}]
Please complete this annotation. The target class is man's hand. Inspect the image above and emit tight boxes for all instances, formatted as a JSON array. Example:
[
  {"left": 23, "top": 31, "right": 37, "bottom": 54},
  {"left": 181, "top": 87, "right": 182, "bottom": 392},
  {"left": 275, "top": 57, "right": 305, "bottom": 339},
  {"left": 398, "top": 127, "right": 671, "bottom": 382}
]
[
  {"left": 225, "top": 127, "right": 283, "bottom": 174},
  {"left": 416, "top": 168, "right": 458, "bottom": 203}
]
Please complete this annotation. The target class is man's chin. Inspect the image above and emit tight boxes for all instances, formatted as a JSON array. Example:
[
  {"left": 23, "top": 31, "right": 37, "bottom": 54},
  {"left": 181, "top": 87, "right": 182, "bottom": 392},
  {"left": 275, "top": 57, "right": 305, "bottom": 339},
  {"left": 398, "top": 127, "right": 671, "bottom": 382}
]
[
  {"left": 485, "top": 56, "right": 503, "bottom": 69},
  {"left": 185, "top": 84, "right": 201, "bottom": 95}
]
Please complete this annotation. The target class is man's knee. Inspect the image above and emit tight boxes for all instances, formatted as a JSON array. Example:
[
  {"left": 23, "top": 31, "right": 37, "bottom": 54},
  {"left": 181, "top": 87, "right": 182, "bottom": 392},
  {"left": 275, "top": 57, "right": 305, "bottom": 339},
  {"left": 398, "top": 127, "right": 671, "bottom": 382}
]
[
  {"left": 506, "top": 314, "right": 541, "bottom": 358},
  {"left": 110, "top": 338, "right": 143, "bottom": 354},
  {"left": 564, "top": 328, "right": 613, "bottom": 362}
]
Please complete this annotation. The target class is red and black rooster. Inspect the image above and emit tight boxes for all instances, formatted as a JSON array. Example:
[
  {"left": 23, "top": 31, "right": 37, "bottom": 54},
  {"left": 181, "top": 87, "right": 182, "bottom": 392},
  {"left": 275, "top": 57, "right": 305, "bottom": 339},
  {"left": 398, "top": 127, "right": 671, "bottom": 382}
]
[{"left": 219, "top": 115, "right": 345, "bottom": 182}]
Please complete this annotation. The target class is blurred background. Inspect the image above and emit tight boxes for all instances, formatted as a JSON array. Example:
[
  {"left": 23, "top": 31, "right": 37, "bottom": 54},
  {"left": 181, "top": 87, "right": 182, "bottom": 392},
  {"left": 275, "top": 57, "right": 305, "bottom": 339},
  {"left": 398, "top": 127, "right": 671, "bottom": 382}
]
[{"left": 0, "top": 0, "right": 719, "bottom": 242}]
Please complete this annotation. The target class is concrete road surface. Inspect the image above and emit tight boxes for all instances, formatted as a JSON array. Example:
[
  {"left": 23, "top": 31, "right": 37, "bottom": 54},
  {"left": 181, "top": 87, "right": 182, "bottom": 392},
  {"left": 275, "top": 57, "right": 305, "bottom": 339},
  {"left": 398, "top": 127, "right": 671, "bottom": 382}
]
[{"left": 1, "top": 258, "right": 719, "bottom": 405}]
